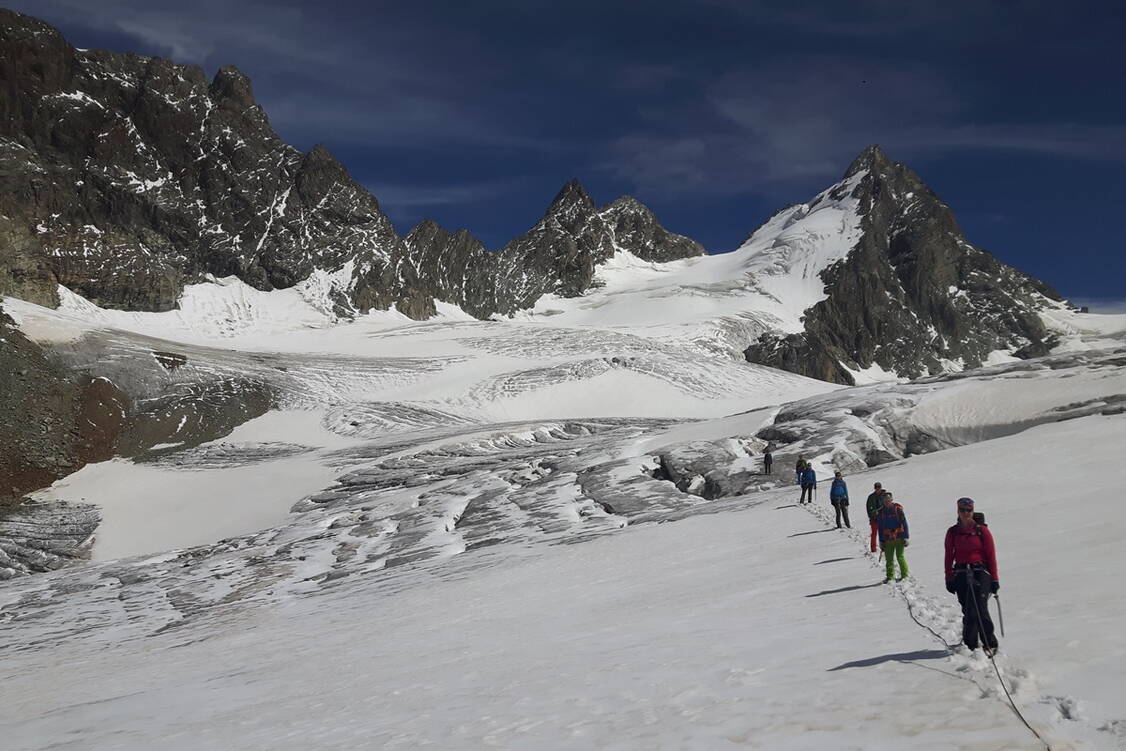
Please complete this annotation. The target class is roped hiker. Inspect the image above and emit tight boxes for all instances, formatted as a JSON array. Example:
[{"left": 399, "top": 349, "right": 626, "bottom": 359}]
[
  {"left": 876, "top": 490, "right": 909, "bottom": 582},
  {"left": 799, "top": 463, "right": 816, "bottom": 504},
  {"left": 795, "top": 456, "right": 807, "bottom": 485},
  {"left": 944, "top": 497, "right": 1000, "bottom": 655},
  {"left": 829, "top": 471, "right": 850, "bottom": 528},
  {"left": 865, "top": 482, "right": 884, "bottom": 553}
]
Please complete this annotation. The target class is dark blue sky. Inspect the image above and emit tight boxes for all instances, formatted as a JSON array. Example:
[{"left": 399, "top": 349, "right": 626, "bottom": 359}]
[{"left": 11, "top": 0, "right": 1125, "bottom": 309}]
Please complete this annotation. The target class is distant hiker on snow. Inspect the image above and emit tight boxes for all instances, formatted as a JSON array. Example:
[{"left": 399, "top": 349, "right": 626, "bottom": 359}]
[
  {"left": 865, "top": 482, "right": 884, "bottom": 553},
  {"left": 944, "top": 497, "right": 1000, "bottom": 655},
  {"left": 829, "top": 471, "right": 850, "bottom": 528},
  {"left": 876, "top": 491, "right": 909, "bottom": 582},
  {"left": 762, "top": 448, "right": 773, "bottom": 475},
  {"left": 799, "top": 464, "right": 816, "bottom": 504}
]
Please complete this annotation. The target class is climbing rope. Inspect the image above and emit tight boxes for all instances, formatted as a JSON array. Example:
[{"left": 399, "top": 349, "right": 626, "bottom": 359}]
[
  {"left": 796, "top": 496, "right": 1053, "bottom": 750},
  {"left": 968, "top": 578, "right": 1053, "bottom": 750}
]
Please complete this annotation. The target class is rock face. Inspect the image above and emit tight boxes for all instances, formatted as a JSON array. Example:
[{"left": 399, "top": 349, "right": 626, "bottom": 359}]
[
  {"left": 0, "top": 300, "right": 275, "bottom": 494},
  {"left": 489, "top": 182, "right": 705, "bottom": 315},
  {"left": 744, "top": 146, "right": 1064, "bottom": 384},
  {"left": 0, "top": 10, "right": 427, "bottom": 317},
  {"left": 0, "top": 305, "right": 120, "bottom": 504},
  {"left": 402, "top": 181, "right": 705, "bottom": 317},
  {"left": 0, "top": 9, "right": 702, "bottom": 321}
]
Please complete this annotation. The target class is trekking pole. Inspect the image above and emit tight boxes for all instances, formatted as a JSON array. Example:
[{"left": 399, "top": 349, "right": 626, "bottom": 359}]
[{"left": 995, "top": 594, "right": 1005, "bottom": 637}]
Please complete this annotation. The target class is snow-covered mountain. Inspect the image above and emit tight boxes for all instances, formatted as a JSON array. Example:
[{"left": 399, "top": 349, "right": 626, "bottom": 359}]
[
  {"left": 0, "top": 10, "right": 702, "bottom": 323},
  {"left": 0, "top": 9, "right": 421, "bottom": 316},
  {"left": 2, "top": 9, "right": 1069, "bottom": 380},
  {"left": 744, "top": 146, "right": 1066, "bottom": 383},
  {"left": 399, "top": 181, "right": 706, "bottom": 319}
]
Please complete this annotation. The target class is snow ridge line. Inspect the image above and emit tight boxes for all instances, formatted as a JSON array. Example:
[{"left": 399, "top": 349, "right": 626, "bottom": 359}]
[{"left": 797, "top": 499, "right": 1059, "bottom": 750}]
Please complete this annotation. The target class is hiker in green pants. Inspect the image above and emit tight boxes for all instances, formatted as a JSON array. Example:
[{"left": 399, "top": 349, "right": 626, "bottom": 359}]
[{"left": 875, "top": 491, "right": 910, "bottom": 582}]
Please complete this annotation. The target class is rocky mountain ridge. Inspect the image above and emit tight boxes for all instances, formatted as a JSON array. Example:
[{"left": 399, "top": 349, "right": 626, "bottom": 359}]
[
  {"left": 0, "top": 9, "right": 702, "bottom": 323},
  {"left": 400, "top": 181, "right": 706, "bottom": 318}
]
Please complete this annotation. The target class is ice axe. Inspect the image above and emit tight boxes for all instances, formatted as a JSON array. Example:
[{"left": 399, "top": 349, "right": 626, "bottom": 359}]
[{"left": 994, "top": 594, "right": 1005, "bottom": 637}]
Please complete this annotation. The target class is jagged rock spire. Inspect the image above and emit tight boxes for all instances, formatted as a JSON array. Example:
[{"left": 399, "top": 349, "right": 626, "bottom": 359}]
[
  {"left": 845, "top": 144, "right": 895, "bottom": 178},
  {"left": 546, "top": 179, "right": 595, "bottom": 211}
]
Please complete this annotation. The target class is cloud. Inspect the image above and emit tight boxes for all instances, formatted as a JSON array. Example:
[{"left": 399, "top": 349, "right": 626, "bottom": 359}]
[
  {"left": 363, "top": 179, "right": 524, "bottom": 210},
  {"left": 18, "top": 0, "right": 310, "bottom": 64},
  {"left": 603, "top": 57, "right": 1126, "bottom": 196},
  {"left": 12, "top": 0, "right": 542, "bottom": 153},
  {"left": 603, "top": 60, "right": 958, "bottom": 194},
  {"left": 697, "top": 0, "right": 996, "bottom": 39},
  {"left": 902, "top": 123, "right": 1126, "bottom": 162}
]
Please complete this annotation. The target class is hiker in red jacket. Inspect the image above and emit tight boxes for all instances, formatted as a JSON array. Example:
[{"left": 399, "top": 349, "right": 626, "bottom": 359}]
[{"left": 944, "top": 497, "right": 1000, "bottom": 655}]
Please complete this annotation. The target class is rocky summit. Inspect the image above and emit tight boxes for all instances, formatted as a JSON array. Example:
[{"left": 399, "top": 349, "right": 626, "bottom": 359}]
[
  {"left": 402, "top": 181, "right": 705, "bottom": 318},
  {"left": 0, "top": 10, "right": 431, "bottom": 317},
  {"left": 743, "top": 146, "right": 1065, "bottom": 384}
]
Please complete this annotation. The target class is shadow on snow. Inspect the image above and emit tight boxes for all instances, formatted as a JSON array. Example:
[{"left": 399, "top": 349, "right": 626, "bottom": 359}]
[
  {"left": 827, "top": 649, "right": 950, "bottom": 671},
  {"left": 805, "top": 582, "right": 885, "bottom": 597}
]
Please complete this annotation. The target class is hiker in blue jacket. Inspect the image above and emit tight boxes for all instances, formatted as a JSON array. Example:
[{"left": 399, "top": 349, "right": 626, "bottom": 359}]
[
  {"left": 799, "top": 465, "right": 816, "bottom": 504},
  {"left": 829, "top": 471, "right": 850, "bottom": 528}
]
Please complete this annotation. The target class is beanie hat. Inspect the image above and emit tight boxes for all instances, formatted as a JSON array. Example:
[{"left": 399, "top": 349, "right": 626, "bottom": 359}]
[{"left": 957, "top": 497, "right": 975, "bottom": 511}]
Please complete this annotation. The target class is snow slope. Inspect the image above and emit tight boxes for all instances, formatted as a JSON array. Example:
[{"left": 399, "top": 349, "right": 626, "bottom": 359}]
[
  {"left": 3, "top": 284, "right": 1126, "bottom": 748},
  {"left": 2, "top": 410, "right": 1125, "bottom": 749},
  {"left": 3, "top": 209, "right": 1126, "bottom": 748}
]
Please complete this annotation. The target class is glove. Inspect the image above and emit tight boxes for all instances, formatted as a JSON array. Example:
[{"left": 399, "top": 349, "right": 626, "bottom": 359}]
[
  {"left": 991, "top": 581, "right": 999, "bottom": 594},
  {"left": 945, "top": 579, "right": 956, "bottom": 594},
  {"left": 903, "top": 540, "right": 909, "bottom": 547}
]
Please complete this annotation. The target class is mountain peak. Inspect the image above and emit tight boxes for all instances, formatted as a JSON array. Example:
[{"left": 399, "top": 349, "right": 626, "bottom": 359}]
[
  {"left": 209, "top": 65, "right": 257, "bottom": 108},
  {"left": 545, "top": 179, "right": 595, "bottom": 217},
  {"left": 845, "top": 144, "right": 894, "bottom": 178},
  {"left": 405, "top": 218, "right": 446, "bottom": 244},
  {"left": 604, "top": 195, "right": 648, "bottom": 214},
  {"left": 0, "top": 8, "right": 61, "bottom": 38}
]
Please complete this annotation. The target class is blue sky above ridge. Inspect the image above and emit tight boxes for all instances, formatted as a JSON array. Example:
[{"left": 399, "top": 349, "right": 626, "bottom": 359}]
[{"left": 8, "top": 0, "right": 1125, "bottom": 307}]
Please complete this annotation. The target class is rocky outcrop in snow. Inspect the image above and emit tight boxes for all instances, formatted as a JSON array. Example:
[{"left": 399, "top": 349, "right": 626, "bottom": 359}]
[
  {"left": 0, "top": 303, "right": 276, "bottom": 504},
  {"left": 0, "top": 304, "right": 121, "bottom": 504}
]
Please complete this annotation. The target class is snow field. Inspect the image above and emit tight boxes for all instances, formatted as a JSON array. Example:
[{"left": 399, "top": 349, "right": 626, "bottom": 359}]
[
  {"left": 3, "top": 413, "right": 1125, "bottom": 749},
  {"left": 3, "top": 220, "right": 1126, "bottom": 749}
]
